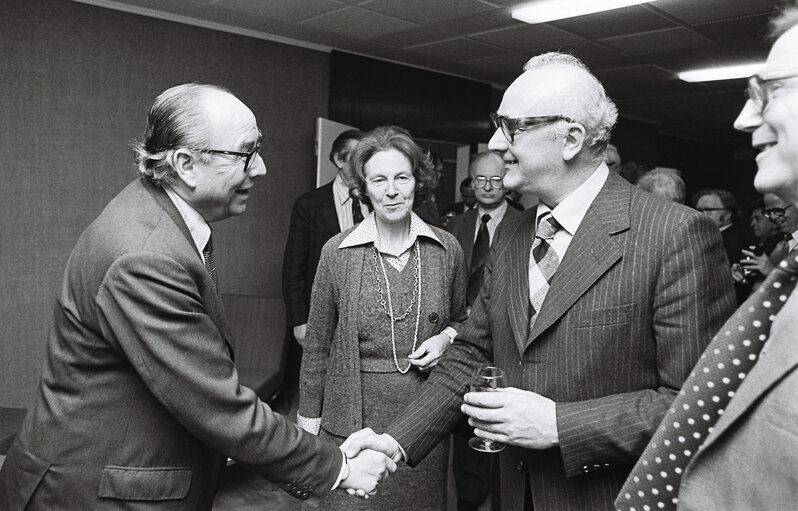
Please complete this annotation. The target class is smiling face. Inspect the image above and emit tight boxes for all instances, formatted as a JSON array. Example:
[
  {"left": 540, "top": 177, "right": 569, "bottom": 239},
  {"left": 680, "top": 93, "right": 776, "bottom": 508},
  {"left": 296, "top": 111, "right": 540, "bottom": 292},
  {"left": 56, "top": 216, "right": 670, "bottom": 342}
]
[
  {"left": 187, "top": 90, "right": 266, "bottom": 223},
  {"left": 364, "top": 148, "right": 416, "bottom": 227},
  {"left": 764, "top": 192, "right": 798, "bottom": 235},
  {"left": 734, "top": 26, "right": 798, "bottom": 204}
]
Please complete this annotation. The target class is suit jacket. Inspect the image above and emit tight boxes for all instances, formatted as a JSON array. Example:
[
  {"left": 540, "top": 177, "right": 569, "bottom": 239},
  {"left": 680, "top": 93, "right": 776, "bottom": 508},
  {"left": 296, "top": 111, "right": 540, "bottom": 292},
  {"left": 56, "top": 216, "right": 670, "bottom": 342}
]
[
  {"left": 282, "top": 181, "right": 341, "bottom": 327},
  {"left": 447, "top": 206, "right": 522, "bottom": 273},
  {"left": 387, "top": 172, "right": 736, "bottom": 511},
  {"left": 0, "top": 179, "right": 341, "bottom": 510},
  {"left": 678, "top": 285, "right": 798, "bottom": 510}
]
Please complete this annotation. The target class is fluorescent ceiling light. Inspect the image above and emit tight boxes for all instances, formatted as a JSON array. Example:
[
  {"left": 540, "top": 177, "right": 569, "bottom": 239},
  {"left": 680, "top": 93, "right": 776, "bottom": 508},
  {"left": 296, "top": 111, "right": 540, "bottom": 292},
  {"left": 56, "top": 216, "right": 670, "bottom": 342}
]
[
  {"left": 512, "top": 0, "right": 659, "bottom": 24},
  {"left": 678, "top": 63, "right": 765, "bottom": 83}
]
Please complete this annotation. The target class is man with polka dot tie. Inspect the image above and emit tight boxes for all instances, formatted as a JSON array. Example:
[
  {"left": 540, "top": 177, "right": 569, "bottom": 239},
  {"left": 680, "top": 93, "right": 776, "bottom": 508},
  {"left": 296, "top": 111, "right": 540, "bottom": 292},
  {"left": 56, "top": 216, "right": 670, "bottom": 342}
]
[{"left": 617, "top": 3, "right": 798, "bottom": 509}]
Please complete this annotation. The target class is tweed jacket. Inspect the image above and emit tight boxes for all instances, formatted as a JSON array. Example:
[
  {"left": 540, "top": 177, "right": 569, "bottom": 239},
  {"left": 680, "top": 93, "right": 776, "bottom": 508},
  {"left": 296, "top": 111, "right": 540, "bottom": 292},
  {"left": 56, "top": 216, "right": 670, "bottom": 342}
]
[
  {"left": 387, "top": 172, "right": 737, "bottom": 511},
  {"left": 0, "top": 178, "right": 342, "bottom": 510},
  {"left": 282, "top": 181, "right": 341, "bottom": 327},
  {"left": 678, "top": 281, "right": 798, "bottom": 509},
  {"left": 298, "top": 216, "right": 468, "bottom": 437},
  {"left": 447, "top": 205, "right": 522, "bottom": 273}
]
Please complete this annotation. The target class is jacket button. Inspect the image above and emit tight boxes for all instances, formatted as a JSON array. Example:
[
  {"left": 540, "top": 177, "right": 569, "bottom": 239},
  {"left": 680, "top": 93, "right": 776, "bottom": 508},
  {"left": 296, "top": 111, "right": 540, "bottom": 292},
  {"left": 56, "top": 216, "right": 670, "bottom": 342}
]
[
  {"left": 428, "top": 312, "right": 439, "bottom": 323},
  {"left": 516, "top": 460, "right": 525, "bottom": 472}
]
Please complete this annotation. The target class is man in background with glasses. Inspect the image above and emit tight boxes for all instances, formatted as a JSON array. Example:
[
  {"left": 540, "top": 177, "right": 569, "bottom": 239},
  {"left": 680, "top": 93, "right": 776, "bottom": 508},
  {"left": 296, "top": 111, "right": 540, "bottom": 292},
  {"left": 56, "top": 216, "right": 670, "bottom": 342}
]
[
  {"left": 347, "top": 52, "right": 735, "bottom": 511},
  {"left": 0, "top": 83, "right": 395, "bottom": 510},
  {"left": 446, "top": 150, "right": 520, "bottom": 511}
]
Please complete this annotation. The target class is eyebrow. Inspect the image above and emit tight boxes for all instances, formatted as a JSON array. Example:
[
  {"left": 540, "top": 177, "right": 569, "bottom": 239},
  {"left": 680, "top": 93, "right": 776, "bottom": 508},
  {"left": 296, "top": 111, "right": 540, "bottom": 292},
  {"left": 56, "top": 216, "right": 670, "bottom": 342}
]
[{"left": 239, "top": 130, "right": 263, "bottom": 151}]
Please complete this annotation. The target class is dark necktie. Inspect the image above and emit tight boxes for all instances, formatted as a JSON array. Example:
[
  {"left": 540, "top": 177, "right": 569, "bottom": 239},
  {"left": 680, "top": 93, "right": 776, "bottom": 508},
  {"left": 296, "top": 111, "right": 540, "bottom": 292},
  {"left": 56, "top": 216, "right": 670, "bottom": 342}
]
[
  {"left": 528, "top": 213, "right": 561, "bottom": 332},
  {"left": 466, "top": 214, "right": 491, "bottom": 307},
  {"left": 352, "top": 198, "right": 364, "bottom": 224},
  {"left": 616, "top": 249, "right": 798, "bottom": 511},
  {"left": 203, "top": 236, "right": 217, "bottom": 288}
]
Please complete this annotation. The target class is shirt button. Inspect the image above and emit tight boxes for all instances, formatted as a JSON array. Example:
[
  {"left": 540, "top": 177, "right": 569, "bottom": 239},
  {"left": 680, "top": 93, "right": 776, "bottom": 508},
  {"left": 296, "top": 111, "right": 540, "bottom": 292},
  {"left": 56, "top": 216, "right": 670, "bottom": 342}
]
[
  {"left": 516, "top": 460, "right": 526, "bottom": 472},
  {"left": 428, "top": 312, "right": 439, "bottom": 323}
]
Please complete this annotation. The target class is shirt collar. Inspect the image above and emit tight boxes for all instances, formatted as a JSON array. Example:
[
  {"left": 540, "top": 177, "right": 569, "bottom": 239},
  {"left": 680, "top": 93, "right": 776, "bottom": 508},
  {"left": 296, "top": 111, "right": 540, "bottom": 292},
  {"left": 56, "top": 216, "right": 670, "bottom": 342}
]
[
  {"left": 163, "top": 185, "right": 211, "bottom": 255},
  {"left": 332, "top": 173, "right": 351, "bottom": 206},
  {"left": 537, "top": 162, "right": 609, "bottom": 236},
  {"left": 339, "top": 211, "right": 442, "bottom": 254},
  {"left": 478, "top": 199, "right": 508, "bottom": 222}
]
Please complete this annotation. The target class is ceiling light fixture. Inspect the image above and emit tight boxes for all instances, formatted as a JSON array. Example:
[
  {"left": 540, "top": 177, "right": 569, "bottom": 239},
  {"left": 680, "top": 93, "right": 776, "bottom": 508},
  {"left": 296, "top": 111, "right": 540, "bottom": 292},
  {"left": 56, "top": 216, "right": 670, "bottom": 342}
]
[
  {"left": 678, "top": 63, "right": 765, "bottom": 83},
  {"left": 512, "top": 0, "right": 659, "bottom": 24}
]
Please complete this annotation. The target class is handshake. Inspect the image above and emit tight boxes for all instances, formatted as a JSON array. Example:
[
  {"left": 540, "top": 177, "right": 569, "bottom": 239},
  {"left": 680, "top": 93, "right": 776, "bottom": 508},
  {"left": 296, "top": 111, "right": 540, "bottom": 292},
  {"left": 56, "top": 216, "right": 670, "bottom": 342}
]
[{"left": 337, "top": 428, "right": 403, "bottom": 499}]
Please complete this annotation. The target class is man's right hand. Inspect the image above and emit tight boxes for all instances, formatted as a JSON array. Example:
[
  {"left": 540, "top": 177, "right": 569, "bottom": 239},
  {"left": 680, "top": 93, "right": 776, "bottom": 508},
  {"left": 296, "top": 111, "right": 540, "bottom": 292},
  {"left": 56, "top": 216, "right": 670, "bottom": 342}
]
[
  {"left": 338, "top": 449, "right": 397, "bottom": 498},
  {"left": 293, "top": 323, "right": 307, "bottom": 343},
  {"left": 341, "top": 427, "right": 403, "bottom": 462}
]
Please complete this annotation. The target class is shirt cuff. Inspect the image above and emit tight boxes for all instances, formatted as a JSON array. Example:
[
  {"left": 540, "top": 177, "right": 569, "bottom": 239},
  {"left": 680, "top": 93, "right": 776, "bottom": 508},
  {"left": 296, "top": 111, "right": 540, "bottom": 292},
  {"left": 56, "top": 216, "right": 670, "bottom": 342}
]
[
  {"left": 332, "top": 448, "right": 348, "bottom": 490},
  {"left": 385, "top": 433, "right": 408, "bottom": 462},
  {"left": 442, "top": 326, "right": 458, "bottom": 344},
  {"left": 297, "top": 414, "right": 321, "bottom": 435}
]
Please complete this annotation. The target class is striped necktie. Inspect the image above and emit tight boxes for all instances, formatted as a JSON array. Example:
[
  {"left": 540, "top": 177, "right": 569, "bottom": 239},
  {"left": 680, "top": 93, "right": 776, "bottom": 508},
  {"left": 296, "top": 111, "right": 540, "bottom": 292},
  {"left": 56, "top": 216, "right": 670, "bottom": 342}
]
[
  {"left": 616, "top": 249, "right": 798, "bottom": 511},
  {"left": 528, "top": 213, "right": 560, "bottom": 331},
  {"left": 203, "top": 236, "right": 217, "bottom": 288}
]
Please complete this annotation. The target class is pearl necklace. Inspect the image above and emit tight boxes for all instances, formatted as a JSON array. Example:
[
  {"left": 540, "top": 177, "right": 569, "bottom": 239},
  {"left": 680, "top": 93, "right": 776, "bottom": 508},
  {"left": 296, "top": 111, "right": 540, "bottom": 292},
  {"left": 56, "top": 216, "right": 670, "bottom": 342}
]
[{"left": 371, "top": 240, "right": 422, "bottom": 374}]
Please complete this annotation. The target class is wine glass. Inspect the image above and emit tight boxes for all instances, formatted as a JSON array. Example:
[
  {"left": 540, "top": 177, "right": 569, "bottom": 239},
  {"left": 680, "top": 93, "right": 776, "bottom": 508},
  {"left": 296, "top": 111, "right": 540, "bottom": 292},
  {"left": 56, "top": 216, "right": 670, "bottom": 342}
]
[{"left": 468, "top": 365, "right": 507, "bottom": 453}]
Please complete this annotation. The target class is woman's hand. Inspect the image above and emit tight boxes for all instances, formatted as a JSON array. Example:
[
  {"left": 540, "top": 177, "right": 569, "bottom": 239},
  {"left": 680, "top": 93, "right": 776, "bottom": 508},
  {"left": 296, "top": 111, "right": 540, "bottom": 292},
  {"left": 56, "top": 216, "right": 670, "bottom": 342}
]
[{"left": 407, "top": 333, "right": 450, "bottom": 372}]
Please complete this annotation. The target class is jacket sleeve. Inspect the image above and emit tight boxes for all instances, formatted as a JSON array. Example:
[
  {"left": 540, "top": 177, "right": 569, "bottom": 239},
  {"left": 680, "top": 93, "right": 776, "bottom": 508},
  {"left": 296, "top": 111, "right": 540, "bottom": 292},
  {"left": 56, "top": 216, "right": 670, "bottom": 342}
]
[
  {"left": 298, "top": 241, "right": 340, "bottom": 420},
  {"left": 556, "top": 212, "right": 737, "bottom": 476},
  {"left": 95, "top": 251, "right": 342, "bottom": 503}
]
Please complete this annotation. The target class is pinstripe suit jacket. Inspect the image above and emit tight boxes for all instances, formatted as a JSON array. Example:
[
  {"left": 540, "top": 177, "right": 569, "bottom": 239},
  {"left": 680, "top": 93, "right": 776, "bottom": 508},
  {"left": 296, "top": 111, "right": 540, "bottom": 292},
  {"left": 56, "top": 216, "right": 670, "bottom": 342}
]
[
  {"left": 387, "top": 172, "right": 736, "bottom": 511},
  {"left": 0, "top": 179, "right": 342, "bottom": 510}
]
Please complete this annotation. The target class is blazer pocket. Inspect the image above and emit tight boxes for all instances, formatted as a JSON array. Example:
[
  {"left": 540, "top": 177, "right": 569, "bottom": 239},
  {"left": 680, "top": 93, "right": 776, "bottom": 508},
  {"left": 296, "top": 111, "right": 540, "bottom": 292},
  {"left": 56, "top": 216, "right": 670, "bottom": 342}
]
[
  {"left": 98, "top": 466, "right": 192, "bottom": 501},
  {"left": 574, "top": 303, "right": 636, "bottom": 328}
]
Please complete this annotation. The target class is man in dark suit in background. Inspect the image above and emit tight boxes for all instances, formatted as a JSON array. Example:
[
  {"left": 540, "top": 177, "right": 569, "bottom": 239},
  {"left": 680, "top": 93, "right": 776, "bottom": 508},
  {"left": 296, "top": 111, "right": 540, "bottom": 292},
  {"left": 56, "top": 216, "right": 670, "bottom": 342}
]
[
  {"left": 447, "top": 149, "right": 520, "bottom": 511},
  {"left": 282, "top": 129, "right": 364, "bottom": 368},
  {"left": 443, "top": 177, "right": 478, "bottom": 218},
  {"left": 347, "top": 52, "right": 735, "bottom": 511},
  {"left": 0, "top": 85, "right": 393, "bottom": 510}
]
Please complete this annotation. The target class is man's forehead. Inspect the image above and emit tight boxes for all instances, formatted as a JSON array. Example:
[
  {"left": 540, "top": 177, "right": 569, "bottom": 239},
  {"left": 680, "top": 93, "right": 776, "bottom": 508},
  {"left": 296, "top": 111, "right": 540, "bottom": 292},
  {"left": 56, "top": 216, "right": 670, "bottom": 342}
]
[
  {"left": 765, "top": 25, "right": 798, "bottom": 72},
  {"left": 501, "top": 67, "right": 571, "bottom": 113},
  {"left": 697, "top": 194, "right": 722, "bottom": 205},
  {"left": 474, "top": 156, "right": 504, "bottom": 175}
]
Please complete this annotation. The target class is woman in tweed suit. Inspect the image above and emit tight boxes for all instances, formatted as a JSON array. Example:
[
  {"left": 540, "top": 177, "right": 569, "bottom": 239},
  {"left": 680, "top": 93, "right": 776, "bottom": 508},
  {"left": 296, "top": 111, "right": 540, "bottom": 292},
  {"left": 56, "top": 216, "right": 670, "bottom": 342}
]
[{"left": 298, "top": 126, "right": 468, "bottom": 510}]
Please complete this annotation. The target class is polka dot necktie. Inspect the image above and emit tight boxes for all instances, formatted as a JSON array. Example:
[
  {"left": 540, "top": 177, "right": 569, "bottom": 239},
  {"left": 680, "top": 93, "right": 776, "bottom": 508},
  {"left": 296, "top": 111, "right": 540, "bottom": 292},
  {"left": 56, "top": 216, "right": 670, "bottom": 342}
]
[
  {"left": 616, "top": 250, "right": 798, "bottom": 511},
  {"left": 528, "top": 212, "right": 561, "bottom": 332},
  {"left": 203, "top": 235, "right": 217, "bottom": 288}
]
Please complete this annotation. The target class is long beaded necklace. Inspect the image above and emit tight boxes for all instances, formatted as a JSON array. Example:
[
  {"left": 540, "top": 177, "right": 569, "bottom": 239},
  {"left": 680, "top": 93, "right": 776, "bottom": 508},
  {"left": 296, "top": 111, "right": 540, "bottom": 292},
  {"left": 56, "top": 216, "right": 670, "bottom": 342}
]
[{"left": 371, "top": 239, "right": 422, "bottom": 374}]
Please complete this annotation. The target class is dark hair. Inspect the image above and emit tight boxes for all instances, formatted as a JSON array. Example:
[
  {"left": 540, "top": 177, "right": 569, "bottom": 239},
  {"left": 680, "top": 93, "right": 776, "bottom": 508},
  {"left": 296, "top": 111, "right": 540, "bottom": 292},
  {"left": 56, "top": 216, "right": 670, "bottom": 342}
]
[
  {"left": 745, "top": 197, "right": 766, "bottom": 216},
  {"left": 460, "top": 177, "right": 473, "bottom": 191},
  {"left": 347, "top": 126, "right": 438, "bottom": 204},
  {"left": 691, "top": 189, "right": 739, "bottom": 213},
  {"left": 329, "top": 129, "right": 364, "bottom": 165},
  {"left": 132, "top": 83, "right": 232, "bottom": 186}
]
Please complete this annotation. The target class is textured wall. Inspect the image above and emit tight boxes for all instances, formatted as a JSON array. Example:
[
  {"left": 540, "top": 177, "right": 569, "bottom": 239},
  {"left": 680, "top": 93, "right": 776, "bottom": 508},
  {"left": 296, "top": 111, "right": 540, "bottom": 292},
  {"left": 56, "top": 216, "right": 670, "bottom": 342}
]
[{"left": 0, "top": 0, "right": 329, "bottom": 407}]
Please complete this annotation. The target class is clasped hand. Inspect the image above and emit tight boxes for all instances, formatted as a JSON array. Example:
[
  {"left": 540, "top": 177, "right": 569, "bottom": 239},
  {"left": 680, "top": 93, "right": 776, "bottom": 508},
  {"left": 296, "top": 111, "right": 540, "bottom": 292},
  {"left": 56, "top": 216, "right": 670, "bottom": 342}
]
[
  {"left": 461, "top": 387, "right": 560, "bottom": 450},
  {"left": 339, "top": 428, "right": 403, "bottom": 499},
  {"left": 407, "top": 332, "right": 450, "bottom": 372}
]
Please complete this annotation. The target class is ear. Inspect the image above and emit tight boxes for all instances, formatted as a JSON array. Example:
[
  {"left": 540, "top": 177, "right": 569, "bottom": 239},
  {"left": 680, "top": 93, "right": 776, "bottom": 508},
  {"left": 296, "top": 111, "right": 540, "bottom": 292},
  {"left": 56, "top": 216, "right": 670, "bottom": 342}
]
[
  {"left": 333, "top": 151, "right": 347, "bottom": 170},
  {"left": 561, "top": 123, "right": 586, "bottom": 162},
  {"left": 172, "top": 148, "right": 199, "bottom": 189}
]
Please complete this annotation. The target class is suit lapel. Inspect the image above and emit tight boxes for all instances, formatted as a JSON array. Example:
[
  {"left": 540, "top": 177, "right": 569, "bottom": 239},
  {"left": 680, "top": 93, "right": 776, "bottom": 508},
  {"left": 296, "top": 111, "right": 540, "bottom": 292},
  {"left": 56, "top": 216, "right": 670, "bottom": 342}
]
[
  {"left": 461, "top": 210, "right": 477, "bottom": 271},
  {"left": 691, "top": 294, "right": 798, "bottom": 458},
  {"left": 525, "top": 174, "right": 629, "bottom": 348},
  {"left": 507, "top": 210, "right": 537, "bottom": 354}
]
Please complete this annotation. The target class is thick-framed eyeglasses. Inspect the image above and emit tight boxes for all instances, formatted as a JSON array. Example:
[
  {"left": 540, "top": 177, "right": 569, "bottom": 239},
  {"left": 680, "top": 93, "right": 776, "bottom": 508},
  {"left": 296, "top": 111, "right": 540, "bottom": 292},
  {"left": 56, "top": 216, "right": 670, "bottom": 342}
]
[
  {"left": 473, "top": 176, "right": 504, "bottom": 189},
  {"left": 746, "top": 71, "right": 798, "bottom": 112},
  {"left": 490, "top": 113, "right": 574, "bottom": 143},
  {"left": 202, "top": 135, "right": 263, "bottom": 172},
  {"left": 762, "top": 204, "right": 793, "bottom": 220}
]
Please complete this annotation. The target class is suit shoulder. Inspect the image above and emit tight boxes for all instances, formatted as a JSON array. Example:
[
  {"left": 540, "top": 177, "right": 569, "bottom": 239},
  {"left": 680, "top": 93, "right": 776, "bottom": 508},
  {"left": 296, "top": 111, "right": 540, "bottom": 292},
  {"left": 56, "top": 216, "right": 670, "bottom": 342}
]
[{"left": 293, "top": 182, "right": 334, "bottom": 207}]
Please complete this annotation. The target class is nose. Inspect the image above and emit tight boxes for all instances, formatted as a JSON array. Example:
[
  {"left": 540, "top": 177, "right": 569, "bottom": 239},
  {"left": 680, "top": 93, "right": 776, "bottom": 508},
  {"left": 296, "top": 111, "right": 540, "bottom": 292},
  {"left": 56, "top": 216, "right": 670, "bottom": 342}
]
[
  {"left": 488, "top": 128, "right": 508, "bottom": 151},
  {"left": 733, "top": 99, "right": 762, "bottom": 133},
  {"left": 386, "top": 179, "right": 398, "bottom": 196},
  {"left": 249, "top": 154, "right": 267, "bottom": 178},
  {"left": 483, "top": 180, "right": 494, "bottom": 191}
]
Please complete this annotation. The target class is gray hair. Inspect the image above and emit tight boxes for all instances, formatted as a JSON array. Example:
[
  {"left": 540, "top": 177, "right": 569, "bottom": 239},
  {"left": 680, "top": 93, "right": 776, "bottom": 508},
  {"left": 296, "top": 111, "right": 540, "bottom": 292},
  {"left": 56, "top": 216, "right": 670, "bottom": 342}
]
[
  {"left": 523, "top": 52, "right": 618, "bottom": 152},
  {"left": 132, "top": 83, "right": 232, "bottom": 186},
  {"left": 469, "top": 150, "right": 504, "bottom": 178},
  {"left": 637, "top": 168, "right": 686, "bottom": 204},
  {"left": 770, "top": 1, "right": 798, "bottom": 40}
]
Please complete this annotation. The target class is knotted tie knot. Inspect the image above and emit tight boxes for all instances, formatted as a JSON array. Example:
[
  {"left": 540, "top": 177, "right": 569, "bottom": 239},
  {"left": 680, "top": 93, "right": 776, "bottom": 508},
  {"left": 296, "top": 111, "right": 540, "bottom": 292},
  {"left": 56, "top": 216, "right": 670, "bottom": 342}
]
[{"left": 536, "top": 213, "right": 560, "bottom": 241}]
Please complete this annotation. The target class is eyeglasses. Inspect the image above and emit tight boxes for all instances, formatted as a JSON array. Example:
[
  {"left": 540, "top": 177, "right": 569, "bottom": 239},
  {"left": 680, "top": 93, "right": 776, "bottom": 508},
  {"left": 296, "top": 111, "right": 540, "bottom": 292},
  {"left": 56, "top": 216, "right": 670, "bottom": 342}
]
[
  {"left": 473, "top": 176, "right": 504, "bottom": 189},
  {"left": 746, "top": 71, "right": 798, "bottom": 112},
  {"left": 490, "top": 113, "right": 574, "bottom": 143},
  {"left": 762, "top": 204, "right": 793, "bottom": 220},
  {"left": 202, "top": 135, "right": 263, "bottom": 172}
]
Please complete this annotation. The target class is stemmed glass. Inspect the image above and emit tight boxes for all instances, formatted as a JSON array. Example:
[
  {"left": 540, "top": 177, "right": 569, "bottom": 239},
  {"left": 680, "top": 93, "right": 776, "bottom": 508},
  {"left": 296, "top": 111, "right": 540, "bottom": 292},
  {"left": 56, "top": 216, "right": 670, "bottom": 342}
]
[{"left": 468, "top": 365, "right": 507, "bottom": 453}]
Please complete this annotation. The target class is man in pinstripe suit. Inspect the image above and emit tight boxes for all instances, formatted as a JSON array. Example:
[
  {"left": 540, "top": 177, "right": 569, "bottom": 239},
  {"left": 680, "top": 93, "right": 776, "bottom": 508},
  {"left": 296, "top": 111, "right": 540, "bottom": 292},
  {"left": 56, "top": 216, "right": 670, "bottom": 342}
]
[{"left": 346, "top": 52, "right": 736, "bottom": 510}]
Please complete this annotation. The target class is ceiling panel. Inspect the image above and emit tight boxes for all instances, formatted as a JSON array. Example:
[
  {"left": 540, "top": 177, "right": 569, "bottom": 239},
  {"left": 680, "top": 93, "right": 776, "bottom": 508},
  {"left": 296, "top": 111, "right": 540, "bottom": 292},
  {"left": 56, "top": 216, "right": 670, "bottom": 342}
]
[
  {"left": 471, "top": 24, "right": 584, "bottom": 52},
  {"left": 363, "top": 0, "right": 493, "bottom": 24},
  {"left": 651, "top": 0, "right": 780, "bottom": 24},
  {"left": 215, "top": 0, "right": 342, "bottom": 23},
  {"left": 407, "top": 37, "right": 506, "bottom": 61},
  {"left": 552, "top": 4, "right": 676, "bottom": 39},
  {"left": 369, "top": 25, "right": 456, "bottom": 48},
  {"left": 300, "top": 6, "right": 418, "bottom": 39},
  {"left": 600, "top": 27, "right": 715, "bottom": 56}
]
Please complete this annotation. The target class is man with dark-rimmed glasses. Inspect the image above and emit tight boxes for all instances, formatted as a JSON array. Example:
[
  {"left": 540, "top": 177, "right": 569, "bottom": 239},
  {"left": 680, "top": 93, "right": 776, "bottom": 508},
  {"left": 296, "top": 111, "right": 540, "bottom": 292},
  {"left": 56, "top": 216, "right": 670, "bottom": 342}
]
[{"left": 344, "top": 52, "right": 735, "bottom": 511}]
